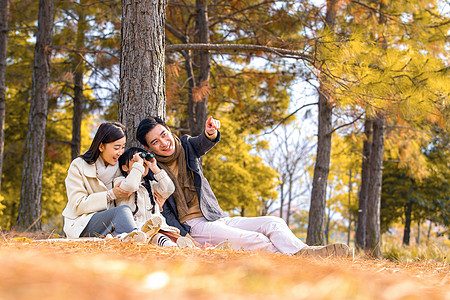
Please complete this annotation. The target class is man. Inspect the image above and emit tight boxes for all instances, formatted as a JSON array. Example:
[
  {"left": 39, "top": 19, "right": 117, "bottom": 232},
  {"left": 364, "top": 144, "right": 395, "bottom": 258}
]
[{"left": 136, "top": 116, "right": 351, "bottom": 257}]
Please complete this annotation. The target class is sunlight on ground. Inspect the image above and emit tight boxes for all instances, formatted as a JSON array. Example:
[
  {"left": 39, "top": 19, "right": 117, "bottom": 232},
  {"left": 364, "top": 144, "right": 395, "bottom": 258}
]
[{"left": 0, "top": 238, "right": 448, "bottom": 300}]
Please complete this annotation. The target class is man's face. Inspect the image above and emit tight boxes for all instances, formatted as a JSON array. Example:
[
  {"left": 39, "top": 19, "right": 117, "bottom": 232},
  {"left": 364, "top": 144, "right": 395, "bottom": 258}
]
[{"left": 144, "top": 124, "right": 175, "bottom": 157}]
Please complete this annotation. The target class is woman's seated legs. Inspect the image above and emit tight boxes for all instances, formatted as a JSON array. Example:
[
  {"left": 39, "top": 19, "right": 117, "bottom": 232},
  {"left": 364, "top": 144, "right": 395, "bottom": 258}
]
[{"left": 80, "top": 205, "right": 137, "bottom": 237}]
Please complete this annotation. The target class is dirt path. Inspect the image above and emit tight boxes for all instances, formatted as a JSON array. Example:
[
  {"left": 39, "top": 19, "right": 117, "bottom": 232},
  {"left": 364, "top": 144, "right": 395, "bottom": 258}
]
[{"left": 1, "top": 239, "right": 449, "bottom": 300}]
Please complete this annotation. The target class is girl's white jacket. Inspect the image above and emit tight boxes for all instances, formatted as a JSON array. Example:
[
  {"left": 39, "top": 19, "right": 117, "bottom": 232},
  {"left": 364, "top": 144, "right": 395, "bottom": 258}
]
[{"left": 113, "top": 162, "right": 180, "bottom": 234}]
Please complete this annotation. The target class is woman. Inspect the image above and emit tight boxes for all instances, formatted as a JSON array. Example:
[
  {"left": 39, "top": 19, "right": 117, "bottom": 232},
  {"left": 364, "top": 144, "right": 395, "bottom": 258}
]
[{"left": 62, "top": 122, "right": 144, "bottom": 240}]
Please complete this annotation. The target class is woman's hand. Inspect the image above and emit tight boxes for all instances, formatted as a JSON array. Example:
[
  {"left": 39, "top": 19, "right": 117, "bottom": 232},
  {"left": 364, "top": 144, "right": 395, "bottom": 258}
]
[
  {"left": 112, "top": 181, "right": 131, "bottom": 199},
  {"left": 205, "top": 116, "right": 220, "bottom": 140}
]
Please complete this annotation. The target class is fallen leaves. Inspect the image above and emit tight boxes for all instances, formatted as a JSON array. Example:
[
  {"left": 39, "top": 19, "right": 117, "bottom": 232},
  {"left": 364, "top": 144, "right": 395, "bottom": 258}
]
[{"left": 0, "top": 238, "right": 449, "bottom": 300}]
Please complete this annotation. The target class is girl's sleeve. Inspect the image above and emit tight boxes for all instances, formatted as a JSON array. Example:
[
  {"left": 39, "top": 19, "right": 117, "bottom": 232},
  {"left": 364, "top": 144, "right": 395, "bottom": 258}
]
[
  {"left": 115, "top": 162, "right": 145, "bottom": 193},
  {"left": 150, "top": 170, "right": 175, "bottom": 199},
  {"left": 65, "top": 163, "right": 108, "bottom": 216}
]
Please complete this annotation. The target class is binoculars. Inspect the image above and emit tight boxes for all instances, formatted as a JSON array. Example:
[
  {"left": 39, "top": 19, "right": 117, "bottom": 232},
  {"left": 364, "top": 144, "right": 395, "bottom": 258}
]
[{"left": 139, "top": 151, "right": 155, "bottom": 161}]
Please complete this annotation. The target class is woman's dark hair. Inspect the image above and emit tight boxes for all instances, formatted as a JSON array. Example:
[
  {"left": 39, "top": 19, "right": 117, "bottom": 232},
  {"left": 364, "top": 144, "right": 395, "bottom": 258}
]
[
  {"left": 136, "top": 116, "right": 167, "bottom": 147},
  {"left": 118, "top": 146, "right": 156, "bottom": 214},
  {"left": 80, "top": 122, "right": 126, "bottom": 164}
]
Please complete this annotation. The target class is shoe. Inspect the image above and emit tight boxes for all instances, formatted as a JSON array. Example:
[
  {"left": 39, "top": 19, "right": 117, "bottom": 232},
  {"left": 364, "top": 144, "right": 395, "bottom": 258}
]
[
  {"left": 296, "top": 243, "right": 351, "bottom": 257},
  {"left": 141, "top": 216, "right": 163, "bottom": 239},
  {"left": 117, "top": 231, "right": 147, "bottom": 243},
  {"left": 211, "top": 240, "right": 233, "bottom": 250},
  {"left": 176, "top": 236, "right": 197, "bottom": 249}
]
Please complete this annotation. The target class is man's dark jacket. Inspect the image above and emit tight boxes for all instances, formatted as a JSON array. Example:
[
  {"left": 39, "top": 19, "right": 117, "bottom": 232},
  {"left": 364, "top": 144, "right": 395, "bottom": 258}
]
[{"left": 148, "top": 131, "right": 226, "bottom": 236}]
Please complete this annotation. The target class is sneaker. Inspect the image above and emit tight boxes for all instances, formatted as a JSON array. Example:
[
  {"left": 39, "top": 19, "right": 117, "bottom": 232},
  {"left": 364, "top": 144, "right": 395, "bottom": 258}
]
[
  {"left": 141, "top": 216, "right": 163, "bottom": 239},
  {"left": 117, "top": 231, "right": 147, "bottom": 243},
  {"left": 176, "top": 236, "right": 197, "bottom": 249},
  {"left": 296, "top": 243, "right": 351, "bottom": 258}
]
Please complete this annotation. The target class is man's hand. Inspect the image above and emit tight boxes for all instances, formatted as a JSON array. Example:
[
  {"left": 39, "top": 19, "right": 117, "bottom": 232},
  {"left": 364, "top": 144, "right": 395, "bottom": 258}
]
[
  {"left": 153, "top": 191, "right": 166, "bottom": 210},
  {"left": 205, "top": 116, "right": 220, "bottom": 140}
]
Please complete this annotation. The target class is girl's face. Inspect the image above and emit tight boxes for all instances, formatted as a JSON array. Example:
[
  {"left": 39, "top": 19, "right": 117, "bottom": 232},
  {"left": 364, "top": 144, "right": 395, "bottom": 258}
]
[
  {"left": 144, "top": 124, "right": 175, "bottom": 157},
  {"left": 99, "top": 137, "right": 126, "bottom": 166},
  {"left": 122, "top": 152, "right": 150, "bottom": 179}
]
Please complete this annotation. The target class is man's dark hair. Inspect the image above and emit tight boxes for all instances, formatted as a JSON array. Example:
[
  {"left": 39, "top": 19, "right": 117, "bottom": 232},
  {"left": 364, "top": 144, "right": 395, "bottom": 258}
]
[{"left": 136, "top": 116, "right": 167, "bottom": 147}]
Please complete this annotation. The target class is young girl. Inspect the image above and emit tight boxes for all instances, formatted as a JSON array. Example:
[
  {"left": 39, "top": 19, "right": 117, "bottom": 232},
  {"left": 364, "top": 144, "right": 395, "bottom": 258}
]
[
  {"left": 63, "top": 122, "right": 145, "bottom": 241},
  {"left": 114, "top": 147, "right": 196, "bottom": 248}
]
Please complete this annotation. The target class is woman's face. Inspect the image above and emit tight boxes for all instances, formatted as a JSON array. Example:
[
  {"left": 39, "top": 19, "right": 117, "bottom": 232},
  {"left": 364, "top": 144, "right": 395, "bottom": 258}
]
[
  {"left": 99, "top": 137, "right": 126, "bottom": 166},
  {"left": 144, "top": 124, "right": 175, "bottom": 157}
]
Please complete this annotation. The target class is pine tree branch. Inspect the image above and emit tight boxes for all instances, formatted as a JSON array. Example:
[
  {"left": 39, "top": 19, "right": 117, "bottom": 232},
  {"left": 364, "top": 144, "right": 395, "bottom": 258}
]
[
  {"left": 329, "top": 112, "right": 364, "bottom": 135},
  {"left": 257, "top": 102, "right": 318, "bottom": 136},
  {"left": 165, "top": 43, "right": 314, "bottom": 63}
]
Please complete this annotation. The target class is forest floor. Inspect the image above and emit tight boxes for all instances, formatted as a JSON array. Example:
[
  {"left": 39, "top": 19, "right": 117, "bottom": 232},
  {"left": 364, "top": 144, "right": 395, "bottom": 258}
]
[{"left": 0, "top": 232, "right": 449, "bottom": 300}]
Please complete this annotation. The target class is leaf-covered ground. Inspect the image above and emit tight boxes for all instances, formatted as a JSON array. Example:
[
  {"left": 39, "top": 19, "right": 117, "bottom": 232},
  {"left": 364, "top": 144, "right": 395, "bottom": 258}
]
[{"left": 0, "top": 235, "right": 449, "bottom": 300}]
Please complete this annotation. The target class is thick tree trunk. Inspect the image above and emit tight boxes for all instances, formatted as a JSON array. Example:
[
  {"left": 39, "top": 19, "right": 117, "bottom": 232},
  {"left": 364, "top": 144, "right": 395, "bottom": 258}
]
[
  {"left": 0, "top": 0, "right": 8, "bottom": 191},
  {"left": 356, "top": 119, "right": 373, "bottom": 249},
  {"left": 119, "top": 0, "right": 167, "bottom": 146},
  {"left": 365, "top": 115, "right": 385, "bottom": 257},
  {"left": 402, "top": 200, "right": 413, "bottom": 246},
  {"left": 306, "top": 88, "right": 332, "bottom": 245},
  {"left": 306, "top": 0, "right": 336, "bottom": 246},
  {"left": 16, "top": 0, "right": 54, "bottom": 231},
  {"left": 188, "top": 0, "right": 210, "bottom": 136},
  {"left": 71, "top": 8, "right": 86, "bottom": 161}
]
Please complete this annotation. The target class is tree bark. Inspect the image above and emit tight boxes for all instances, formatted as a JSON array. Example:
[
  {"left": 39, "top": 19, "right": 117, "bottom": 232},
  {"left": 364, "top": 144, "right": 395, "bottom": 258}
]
[
  {"left": 416, "top": 218, "right": 421, "bottom": 245},
  {"left": 71, "top": 7, "right": 86, "bottom": 161},
  {"left": 119, "top": 0, "right": 167, "bottom": 146},
  {"left": 16, "top": 0, "right": 54, "bottom": 231},
  {"left": 188, "top": 0, "right": 210, "bottom": 136},
  {"left": 347, "top": 168, "right": 352, "bottom": 245},
  {"left": 365, "top": 115, "right": 385, "bottom": 257},
  {"left": 0, "top": 0, "right": 8, "bottom": 191},
  {"left": 306, "top": 0, "right": 336, "bottom": 246},
  {"left": 279, "top": 180, "right": 284, "bottom": 220},
  {"left": 286, "top": 175, "right": 293, "bottom": 227},
  {"left": 356, "top": 118, "right": 373, "bottom": 249},
  {"left": 402, "top": 199, "right": 412, "bottom": 246}
]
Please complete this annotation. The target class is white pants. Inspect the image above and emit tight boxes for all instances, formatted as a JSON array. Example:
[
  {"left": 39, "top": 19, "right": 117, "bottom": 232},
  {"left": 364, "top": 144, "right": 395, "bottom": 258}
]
[{"left": 185, "top": 216, "right": 307, "bottom": 254}]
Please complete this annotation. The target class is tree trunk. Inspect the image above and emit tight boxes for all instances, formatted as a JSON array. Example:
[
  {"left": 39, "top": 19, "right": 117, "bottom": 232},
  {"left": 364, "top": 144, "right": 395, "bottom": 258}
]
[
  {"left": 402, "top": 200, "right": 412, "bottom": 246},
  {"left": 356, "top": 119, "right": 373, "bottom": 249},
  {"left": 279, "top": 180, "right": 284, "bottom": 220},
  {"left": 426, "top": 220, "right": 432, "bottom": 245},
  {"left": 306, "top": 0, "right": 336, "bottom": 246},
  {"left": 188, "top": 0, "right": 210, "bottom": 136},
  {"left": 16, "top": 0, "right": 54, "bottom": 231},
  {"left": 365, "top": 115, "right": 385, "bottom": 257},
  {"left": 286, "top": 175, "right": 293, "bottom": 227},
  {"left": 71, "top": 8, "right": 86, "bottom": 161},
  {"left": 119, "top": 0, "right": 167, "bottom": 146},
  {"left": 416, "top": 219, "right": 421, "bottom": 245},
  {"left": 347, "top": 168, "right": 352, "bottom": 245},
  {"left": 0, "top": 0, "right": 8, "bottom": 191}
]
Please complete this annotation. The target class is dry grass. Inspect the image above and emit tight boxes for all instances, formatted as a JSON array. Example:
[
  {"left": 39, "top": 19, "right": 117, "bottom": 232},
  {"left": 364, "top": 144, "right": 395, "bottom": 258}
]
[{"left": 0, "top": 232, "right": 449, "bottom": 300}]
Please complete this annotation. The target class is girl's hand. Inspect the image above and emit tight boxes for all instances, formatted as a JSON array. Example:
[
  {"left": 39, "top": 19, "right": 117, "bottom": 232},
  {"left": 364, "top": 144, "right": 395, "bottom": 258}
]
[
  {"left": 153, "top": 191, "right": 166, "bottom": 210},
  {"left": 132, "top": 152, "right": 144, "bottom": 165},
  {"left": 143, "top": 154, "right": 161, "bottom": 174},
  {"left": 205, "top": 116, "right": 220, "bottom": 139}
]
